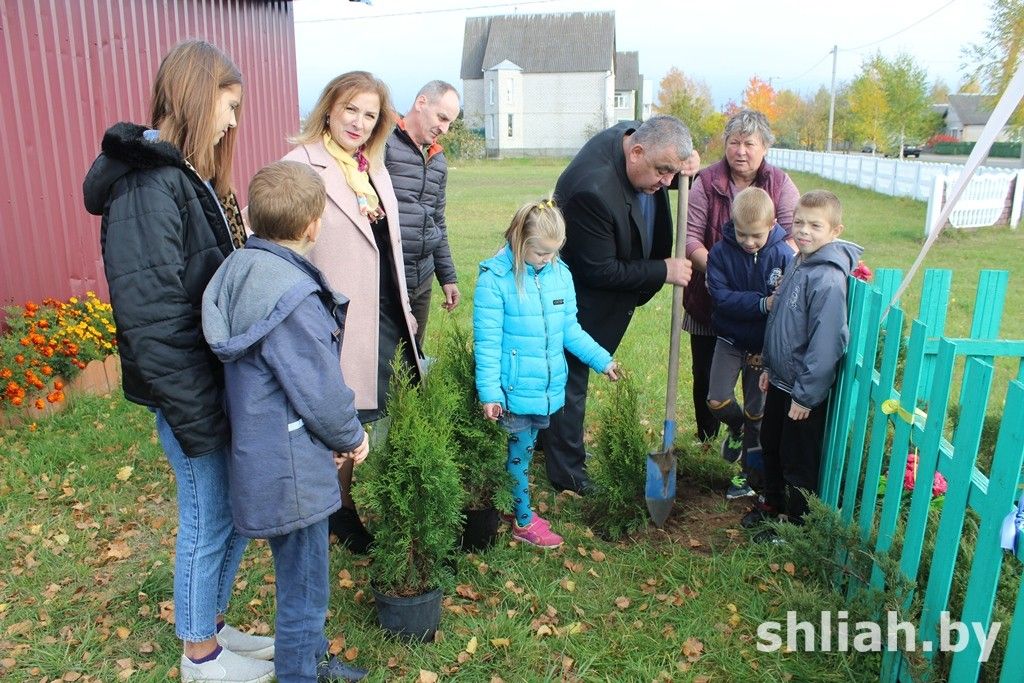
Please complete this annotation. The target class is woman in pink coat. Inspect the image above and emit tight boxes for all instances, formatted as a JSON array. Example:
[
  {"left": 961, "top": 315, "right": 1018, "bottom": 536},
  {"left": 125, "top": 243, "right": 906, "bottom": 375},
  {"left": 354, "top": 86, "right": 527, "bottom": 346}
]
[{"left": 284, "top": 71, "right": 422, "bottom": 553}]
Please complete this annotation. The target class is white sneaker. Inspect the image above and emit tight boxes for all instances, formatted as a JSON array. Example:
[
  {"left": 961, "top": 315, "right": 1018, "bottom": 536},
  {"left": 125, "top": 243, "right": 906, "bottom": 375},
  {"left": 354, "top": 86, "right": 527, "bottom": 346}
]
[
  {"left": 216, "top": 624, "right": 275, "bottom": 660},
  {"left": 180, "top": 647, "right": 275, "bottom": 683}
]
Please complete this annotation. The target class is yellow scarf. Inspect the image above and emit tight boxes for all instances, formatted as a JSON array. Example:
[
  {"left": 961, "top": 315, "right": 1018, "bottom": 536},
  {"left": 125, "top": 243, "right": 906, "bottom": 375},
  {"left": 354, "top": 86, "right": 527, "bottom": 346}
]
[{"left": 323, "top": 132, "right": 380, "bottom": 216}]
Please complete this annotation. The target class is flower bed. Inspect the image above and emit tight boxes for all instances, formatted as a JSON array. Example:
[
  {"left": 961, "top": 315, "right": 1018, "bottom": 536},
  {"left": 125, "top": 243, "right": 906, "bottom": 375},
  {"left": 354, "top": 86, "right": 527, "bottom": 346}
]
[{"left": 1, "top": 292, "right": 118, "bottom": 427}]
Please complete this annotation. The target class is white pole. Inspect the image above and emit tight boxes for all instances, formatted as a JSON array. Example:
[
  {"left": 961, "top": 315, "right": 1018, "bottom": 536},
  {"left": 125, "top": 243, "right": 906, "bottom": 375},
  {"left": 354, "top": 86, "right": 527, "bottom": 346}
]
[{"left": 826, "top": 45, "right": 838, "bottom": 153}]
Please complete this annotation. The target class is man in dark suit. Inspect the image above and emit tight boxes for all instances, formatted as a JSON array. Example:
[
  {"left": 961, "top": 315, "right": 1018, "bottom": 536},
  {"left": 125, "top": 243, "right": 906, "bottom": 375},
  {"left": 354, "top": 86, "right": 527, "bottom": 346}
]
[{"left": 541, "top": 115, "right": 699, "bottom": 493}]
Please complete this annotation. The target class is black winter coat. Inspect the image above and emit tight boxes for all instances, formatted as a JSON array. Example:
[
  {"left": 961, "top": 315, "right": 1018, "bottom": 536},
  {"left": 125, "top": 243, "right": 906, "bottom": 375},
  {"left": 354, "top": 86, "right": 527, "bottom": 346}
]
[
  {"left": 554, "top": 121, "right": 672, "bottom": 353},
  {"left": 384, "top": 124, "right": 457, "bottom": 291},
  {"left": 83, "top": 122, "right": 235, "bottom": 456}
]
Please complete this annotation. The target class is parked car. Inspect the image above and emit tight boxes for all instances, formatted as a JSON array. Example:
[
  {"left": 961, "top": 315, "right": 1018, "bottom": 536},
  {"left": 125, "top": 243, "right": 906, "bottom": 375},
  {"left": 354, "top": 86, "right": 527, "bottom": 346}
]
[
  {"left": 862, "top": 142, "right": 878, "bottom": 154},
  {"left": 902, "top": 144, "right": 922, "bottom": 158}
]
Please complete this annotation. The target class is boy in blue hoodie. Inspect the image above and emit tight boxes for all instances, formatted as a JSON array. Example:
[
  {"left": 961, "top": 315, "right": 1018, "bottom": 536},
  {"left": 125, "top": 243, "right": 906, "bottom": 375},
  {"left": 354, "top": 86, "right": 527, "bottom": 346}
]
[
  {"left": 745, "top": 189, "right": 863, "bottom": 539},
  {"left": 202, "top": 161, "right": 369, "bottom": 682},
  {"left": 706, "top": 187, "right": 794, "bottom": 500}
]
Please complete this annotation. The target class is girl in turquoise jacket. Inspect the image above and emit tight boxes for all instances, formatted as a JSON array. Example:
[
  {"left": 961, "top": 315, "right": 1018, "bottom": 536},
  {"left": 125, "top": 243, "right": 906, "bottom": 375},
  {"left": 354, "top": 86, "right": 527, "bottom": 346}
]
[{"left": 474, "top": 199, "right": 620, "bottom": 548}]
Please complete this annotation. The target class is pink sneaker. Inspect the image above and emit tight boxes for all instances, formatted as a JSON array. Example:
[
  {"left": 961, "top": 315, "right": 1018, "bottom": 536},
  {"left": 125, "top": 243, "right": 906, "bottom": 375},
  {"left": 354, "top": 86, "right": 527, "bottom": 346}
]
[
  {"left": 501, "top": 511, "right": 550, "bottom": 530},
  {"left": 513, "top": 518, "right": 563, "bottom": 548}
]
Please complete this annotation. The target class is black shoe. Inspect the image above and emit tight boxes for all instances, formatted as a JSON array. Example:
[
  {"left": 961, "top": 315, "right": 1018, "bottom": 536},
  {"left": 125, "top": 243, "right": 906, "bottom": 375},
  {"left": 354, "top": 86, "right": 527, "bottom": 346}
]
[
  {"left": 318, "top": 655, "right": 368, "bottom": 682},
  {"left": 329, "top": 507, "right": 374, "bottom": 555},
  {"left": 740, "top": 501, "right": 779, "bottom": 529},
  {"left": 753, "top": 528, "right": 785, "bottom": 544}
]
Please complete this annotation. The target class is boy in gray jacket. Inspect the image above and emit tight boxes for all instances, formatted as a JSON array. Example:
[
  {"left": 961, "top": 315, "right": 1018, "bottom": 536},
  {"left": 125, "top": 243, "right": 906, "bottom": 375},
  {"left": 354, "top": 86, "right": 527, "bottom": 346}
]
[
  {"left": 744, "top": 190, "right": 863, "bottom": 538},
  {"left": 203, "top": 161, "right": 369, "bottom": 682}
]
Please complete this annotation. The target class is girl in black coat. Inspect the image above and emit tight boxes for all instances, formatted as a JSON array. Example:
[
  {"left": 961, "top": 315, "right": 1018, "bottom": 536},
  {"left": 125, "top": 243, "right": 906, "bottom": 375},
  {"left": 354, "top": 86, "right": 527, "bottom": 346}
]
[{"left": 83, "top": 40, "right": 276, "bottom": 682}]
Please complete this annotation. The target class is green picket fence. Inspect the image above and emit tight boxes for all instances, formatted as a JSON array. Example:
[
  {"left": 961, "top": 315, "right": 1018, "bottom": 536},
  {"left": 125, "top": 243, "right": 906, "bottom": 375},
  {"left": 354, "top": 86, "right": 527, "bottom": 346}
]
[{"left": 820, "top": 268, "right": 1024, "bottom": 682}]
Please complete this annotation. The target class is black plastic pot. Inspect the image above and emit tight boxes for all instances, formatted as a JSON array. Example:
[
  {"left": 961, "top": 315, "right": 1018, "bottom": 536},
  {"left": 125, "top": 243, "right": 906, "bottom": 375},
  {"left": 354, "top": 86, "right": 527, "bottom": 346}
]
[
  {"left": 459, "top": 505, "right": 500, "bottom": 552},
  {"left": 372, "top": 586, "right": 442, "bottom": 642}
]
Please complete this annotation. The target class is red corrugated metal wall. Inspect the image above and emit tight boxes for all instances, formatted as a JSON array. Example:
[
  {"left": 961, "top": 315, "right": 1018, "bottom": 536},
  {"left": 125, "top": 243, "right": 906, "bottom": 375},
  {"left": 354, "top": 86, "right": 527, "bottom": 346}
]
[{"left": 0, "top": 0, "right": 298, "bottom": 307}]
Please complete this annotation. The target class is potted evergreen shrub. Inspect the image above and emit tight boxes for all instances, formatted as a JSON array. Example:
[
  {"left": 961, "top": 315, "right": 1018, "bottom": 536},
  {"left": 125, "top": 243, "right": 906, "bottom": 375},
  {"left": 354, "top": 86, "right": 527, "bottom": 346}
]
[
  {"left": 355, "top": 356, "right": 465, "bottom": 641},
  {"left": 583, "top": 375, "right": 651, "bottom": 540},
  {"left": 432, "top": 320, "right": 511, "bottom": 551}
]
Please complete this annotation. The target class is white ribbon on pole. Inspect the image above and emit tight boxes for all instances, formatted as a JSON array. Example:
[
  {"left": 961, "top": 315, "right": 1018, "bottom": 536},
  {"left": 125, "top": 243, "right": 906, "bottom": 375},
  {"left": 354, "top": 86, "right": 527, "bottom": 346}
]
[{"left": 886, "top": 64, "right": 1024, "bottom": 312}]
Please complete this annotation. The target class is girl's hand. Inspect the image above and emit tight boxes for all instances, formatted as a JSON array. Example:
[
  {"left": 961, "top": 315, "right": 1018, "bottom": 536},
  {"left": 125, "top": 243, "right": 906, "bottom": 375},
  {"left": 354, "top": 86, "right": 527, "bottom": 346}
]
[
  {"left": 604, "top": 361, "right": 621, "bottom": 381},
  {"left": 788, "top": 401, "right": 810, "bottom": 421},
  {"left": 335, "top": 432, "right": 370, "bottom": 469},
  {"left": 765, "top": 294, "right": 775, "bottom": 311},
  {"left": 482, "top": 403, "right": 503, "bottom": 421},
  {"left": 758, "top": 371, "right": 769, "bottom": 393}
]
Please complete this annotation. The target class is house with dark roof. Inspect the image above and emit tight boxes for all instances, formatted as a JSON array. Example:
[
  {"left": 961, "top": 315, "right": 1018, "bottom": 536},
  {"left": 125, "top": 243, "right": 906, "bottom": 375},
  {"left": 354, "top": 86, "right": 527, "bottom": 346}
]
[
  {"left": 942, "top": 94, "right": 1010, "bottom": 142},
  {"left": 461, "top": 11, "right": 642, "bottom": 157}
]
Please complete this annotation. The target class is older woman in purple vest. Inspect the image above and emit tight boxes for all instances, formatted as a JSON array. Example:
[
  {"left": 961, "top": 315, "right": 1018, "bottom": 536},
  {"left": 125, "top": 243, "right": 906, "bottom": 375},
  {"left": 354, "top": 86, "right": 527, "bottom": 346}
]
[{"left": 683, "top": 109, "right": 799, "bottom": 443}]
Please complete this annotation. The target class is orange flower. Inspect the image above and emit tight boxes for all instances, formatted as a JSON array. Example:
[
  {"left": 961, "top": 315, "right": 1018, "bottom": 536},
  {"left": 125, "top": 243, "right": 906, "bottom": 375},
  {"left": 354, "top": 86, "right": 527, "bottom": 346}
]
[
  {"left": 0, "top": 369, "right": 11, "bottom": 379},
  {"left": 25, "top": 301, "right": 39, "bottom": 312},
  {"left": 11, "top": 396, "right": 23, "bottom": 406},
  {"left": 28, "top": 422, "right": 37, "bottom": 432},
  {"left": 34, "top": 399, "right": 45, "bottom": 410},
  {"left": 30, "top": 334, "right": 46, "bottom": 345},
  {"left": 37, "top": 320, "right": 49, "bottom": 329},
  {"left": 41, "top": 366, "right": 53, "bottom": 376},
  {"left": 53, "top": 380, "right": 64, "bottom": 390},
  {"left": 14, "top": 354, "right": 24, "bottom": 364}
]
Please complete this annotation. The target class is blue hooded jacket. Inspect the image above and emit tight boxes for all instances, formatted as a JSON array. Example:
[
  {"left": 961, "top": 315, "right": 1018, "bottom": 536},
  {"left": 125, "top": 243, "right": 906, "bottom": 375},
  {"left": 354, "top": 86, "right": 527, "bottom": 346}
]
[
  {"left": 202, "top": 237, "right": 364, "bottom": 538},
  {"left": 706, "top": 221, "right": 793, "bottom": 353},
  {"left": 473, "top": 245, "right": 613, "bottom": 416}
]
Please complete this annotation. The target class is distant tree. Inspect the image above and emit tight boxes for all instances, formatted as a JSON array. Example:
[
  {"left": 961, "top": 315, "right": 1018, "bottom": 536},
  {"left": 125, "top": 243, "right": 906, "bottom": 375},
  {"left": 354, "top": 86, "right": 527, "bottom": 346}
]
[
  {"left": 957, "top": 77, "right": 983, "bottom": 94},
  {"left": 848, "top": 63, "right": 888, "bottom": 152},
  {"left": 654, "top": 67, "right": 725, "bottom": 152},
  {"left": 741, "top": 76, "right": 779, "bottom": 123},
  {"left": 963, "top": 0, "right": 1024, "bottom": 144},
  {"left": 875, "top": 53, "right": 936, "bottom": 155},
  {"left": 773, "top": 89, "right": 805, "bottom": 148},
  {"left": 931, "top": 79, "right": 951, "bottom": 103}
]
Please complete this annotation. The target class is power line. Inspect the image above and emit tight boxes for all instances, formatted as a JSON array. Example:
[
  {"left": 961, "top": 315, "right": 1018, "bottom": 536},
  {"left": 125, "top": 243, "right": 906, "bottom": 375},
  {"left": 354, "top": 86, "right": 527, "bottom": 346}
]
[
  {"left": 840, "top": 0, "right": 959, "bottom": 52},
  {"left": 294, "top": 0, "right": 562, "bottom": 23},
  {"left": 773, "top": 50, "right": 835, "bottom": 85}
]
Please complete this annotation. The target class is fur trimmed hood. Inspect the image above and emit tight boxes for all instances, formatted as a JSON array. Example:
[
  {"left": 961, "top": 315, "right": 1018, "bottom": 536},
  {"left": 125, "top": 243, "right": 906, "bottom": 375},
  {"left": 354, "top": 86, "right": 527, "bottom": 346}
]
[{"left": 83, "top": 122, "right": 185, "bottom": 215}]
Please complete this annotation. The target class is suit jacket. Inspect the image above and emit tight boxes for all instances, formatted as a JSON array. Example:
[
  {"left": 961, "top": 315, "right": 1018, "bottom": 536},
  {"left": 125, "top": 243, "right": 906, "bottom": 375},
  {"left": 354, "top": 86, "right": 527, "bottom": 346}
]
[
  {"left": 283, "top": 141, "right": 422, "bottom": 411},
  {"left": 554, "top": 121, "right": 672, "bottom": 352}
]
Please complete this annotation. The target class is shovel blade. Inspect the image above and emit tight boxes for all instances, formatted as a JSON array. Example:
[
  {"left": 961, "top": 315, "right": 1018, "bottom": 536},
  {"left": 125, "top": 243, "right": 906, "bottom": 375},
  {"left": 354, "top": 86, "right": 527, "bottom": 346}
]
[{"left": 645, "top": 449, "right": 677, "bottom": 527}]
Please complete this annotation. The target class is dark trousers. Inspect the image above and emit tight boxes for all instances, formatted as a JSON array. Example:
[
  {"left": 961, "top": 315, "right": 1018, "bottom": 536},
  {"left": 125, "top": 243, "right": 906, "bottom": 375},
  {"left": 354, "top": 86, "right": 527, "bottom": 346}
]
[
  {"left": 268, "top": 518, "right": 330, "bottom": 683},
  {"left": 539, "top": 353, "right": 591, "bottom": 493},
  {"left": 409, "top": 278, "right": 433, "bottom": 352},
  {"left": 689, "top": 333, "right": 721, "bottom": 442},
  {"left": 760, "top": 384, "right": 828, "bottom": 522}
]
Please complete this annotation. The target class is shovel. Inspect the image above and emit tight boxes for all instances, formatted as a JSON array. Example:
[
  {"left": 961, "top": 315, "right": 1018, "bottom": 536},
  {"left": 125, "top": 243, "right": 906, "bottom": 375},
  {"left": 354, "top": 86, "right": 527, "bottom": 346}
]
[{"left": 645, "top": 175, "right": 689, "bottom": 527}]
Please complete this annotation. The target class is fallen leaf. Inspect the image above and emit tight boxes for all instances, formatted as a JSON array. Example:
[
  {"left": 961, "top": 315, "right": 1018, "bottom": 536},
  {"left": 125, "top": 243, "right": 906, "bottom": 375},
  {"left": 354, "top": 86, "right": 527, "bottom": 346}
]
[
  {"left": 417, "top": 670, "right": 438, "bottom": 683},
  {"left": 328, "top": 634, "right": 346, "bottom": 655},
  {"left": 688, "top": 538, "right": 702, "bottom": 548},
  {"left": 457, "top": 651, "right": 471, "bottom": 664},
  {"left": 456, "top": 584, "right": 482, "bottom": 601},
  {"left": 343, "top": 646, "right": 359, "bottom": 661},
  {"left": 614, "top": 596, "right": 631, "bottom": 610},
  {"left": 769, "top": 563, "right": 780, "bottom": 573},
  {"left": 682, "top": 637, "right": 704, "bottom": 662},
  {"left": 490, "top": 638, "right": 510, "bottom": 648},
  {"left": 115, "top": 466, "right": 134, "bottom": 481},
  {"left": 783, "top": 562, "right": 796, "bottom": 576},
  {"left": 466, "top": 636, "right": 478, "bottom": 654},
  {"left": 115, "top": 626, "right": 130, "bottom": 639},
  {"left": 590, "top": 549, "right": 606, "bottom": 562},
  {"left": 560, "top": 578, "right": 576, "bottom": 592},
  {"left": 536, "top": 624, "right": 553, "bottom": 637}
]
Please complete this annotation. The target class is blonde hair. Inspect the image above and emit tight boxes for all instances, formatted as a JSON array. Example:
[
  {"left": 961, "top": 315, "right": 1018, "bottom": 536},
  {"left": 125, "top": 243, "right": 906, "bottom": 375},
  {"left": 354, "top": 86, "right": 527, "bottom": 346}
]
[
  {"left": 248, "top": 161, "right": 326, "bottom": 241},
  {"left": 798, "top": 189, "right": 843, "bottom": 227},
  {"left": 504, "top": 199, "right": 566, "bottom": 288},
  {"left": 731, "top": 187, "right": 776, "bottom": 230},
  {"left": 150, "top": 39, "right": 242, "bottom": 197},
  {"left": 291, "top": 71, "right": 395, "bottom": 168}
]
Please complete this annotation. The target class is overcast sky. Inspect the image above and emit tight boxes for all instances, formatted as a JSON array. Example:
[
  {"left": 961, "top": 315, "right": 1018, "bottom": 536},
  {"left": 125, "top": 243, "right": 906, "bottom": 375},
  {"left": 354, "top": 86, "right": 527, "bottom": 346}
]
[{"left": 293, "top": 0, "right": 990, "bottom": 115}]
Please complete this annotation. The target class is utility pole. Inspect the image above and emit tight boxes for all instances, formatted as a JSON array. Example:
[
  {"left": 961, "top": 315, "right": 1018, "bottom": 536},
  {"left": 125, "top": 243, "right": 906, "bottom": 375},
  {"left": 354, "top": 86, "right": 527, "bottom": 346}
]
[{"left": 826, "top": 45, "right": 838, "bottom": 153}]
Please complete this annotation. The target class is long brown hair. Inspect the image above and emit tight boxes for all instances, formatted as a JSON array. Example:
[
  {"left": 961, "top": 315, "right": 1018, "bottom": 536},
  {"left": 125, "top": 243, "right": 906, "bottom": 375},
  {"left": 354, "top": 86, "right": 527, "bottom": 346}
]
[
  {"left": 150, "top": 39, "right": 242, "bottom": 196},
  {"left": 291, "top": 71, "right": 395, "bottom": 169}
]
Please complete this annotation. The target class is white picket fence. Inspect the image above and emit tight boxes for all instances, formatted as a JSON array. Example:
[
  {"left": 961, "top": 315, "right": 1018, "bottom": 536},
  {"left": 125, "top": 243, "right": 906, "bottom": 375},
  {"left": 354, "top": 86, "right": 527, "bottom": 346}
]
[{"left": 767, "top": 149, "right": 1023, "bottom": 235}]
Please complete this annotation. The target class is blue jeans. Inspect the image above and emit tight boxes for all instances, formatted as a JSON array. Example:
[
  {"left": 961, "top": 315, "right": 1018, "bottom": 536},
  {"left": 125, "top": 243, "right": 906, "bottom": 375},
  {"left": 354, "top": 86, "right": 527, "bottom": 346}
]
[
  {"left": 155, "top": 410, "right": 247, "bottom": 642},
  {"left": 269, "top": 518, "right": 330, "bottom": 682}
]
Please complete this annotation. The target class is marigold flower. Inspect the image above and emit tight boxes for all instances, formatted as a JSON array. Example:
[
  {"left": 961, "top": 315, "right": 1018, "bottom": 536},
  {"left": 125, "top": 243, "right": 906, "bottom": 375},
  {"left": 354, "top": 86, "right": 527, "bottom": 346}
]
[
  {"left": 28, "top": 422, "right": 37, "bottom": 432},
  {"left": 53, "top": 380, "right": 64, "bottom": 390},
  {"left": 0, "top": 369, "right": 11, "bottom": 379},
  {"left": 40, "top": 365, "right": 53, "bottom": 376},
  {"left": 14, "top": 354, "right": 24, "bottom": 364},
  {"left": 34, "top": 399, "right": 45, "bottom": 410},
  {"left": 11, "top": 396, "right": 23, "bottom": 406}
]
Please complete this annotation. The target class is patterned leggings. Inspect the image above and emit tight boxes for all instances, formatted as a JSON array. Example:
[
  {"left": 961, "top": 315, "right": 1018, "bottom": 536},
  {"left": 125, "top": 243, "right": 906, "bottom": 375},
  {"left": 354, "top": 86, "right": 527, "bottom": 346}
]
[{"left": 507, "top": 427, "right": 539, "bottom": 527}]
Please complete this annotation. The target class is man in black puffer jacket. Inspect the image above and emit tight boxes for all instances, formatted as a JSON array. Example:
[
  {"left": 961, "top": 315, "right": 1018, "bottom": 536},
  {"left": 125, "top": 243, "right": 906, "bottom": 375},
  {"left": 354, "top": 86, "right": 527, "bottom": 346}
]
[{"left": 385, "top": 80, "right": 462, "bottom": 350}]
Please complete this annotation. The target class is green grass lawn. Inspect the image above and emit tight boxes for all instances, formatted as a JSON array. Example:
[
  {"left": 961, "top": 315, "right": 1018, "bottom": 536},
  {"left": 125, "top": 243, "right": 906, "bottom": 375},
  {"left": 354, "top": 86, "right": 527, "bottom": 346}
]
[{"left": 1, "top": 159, "right": 1020, "bottom": 681}]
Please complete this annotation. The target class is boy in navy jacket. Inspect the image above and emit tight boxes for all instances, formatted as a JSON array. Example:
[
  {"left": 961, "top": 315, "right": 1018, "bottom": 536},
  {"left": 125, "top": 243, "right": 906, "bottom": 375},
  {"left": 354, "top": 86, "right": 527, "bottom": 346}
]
[
  {"left": 706, "top": 187, "right": 794, "bottom": 499},
  {"left": 203, "top": 161, "right": 370, "bottom": 682}
]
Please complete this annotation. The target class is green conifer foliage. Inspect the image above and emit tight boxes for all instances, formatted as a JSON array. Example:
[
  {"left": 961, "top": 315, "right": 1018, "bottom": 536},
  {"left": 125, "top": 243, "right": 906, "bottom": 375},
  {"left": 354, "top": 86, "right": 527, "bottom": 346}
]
[
  {"left": 584, "top": 375, "right": 650, "bottom": 539},
  {"left": 356, "top": 354, "right": 465, "bottom": 596}
]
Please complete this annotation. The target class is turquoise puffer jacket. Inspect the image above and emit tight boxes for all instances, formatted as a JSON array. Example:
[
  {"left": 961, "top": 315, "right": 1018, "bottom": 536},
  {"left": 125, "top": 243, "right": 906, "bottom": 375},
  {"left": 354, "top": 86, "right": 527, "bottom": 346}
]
[{"left": 474, "top": 245, "right": 613, "bottom": 416}]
